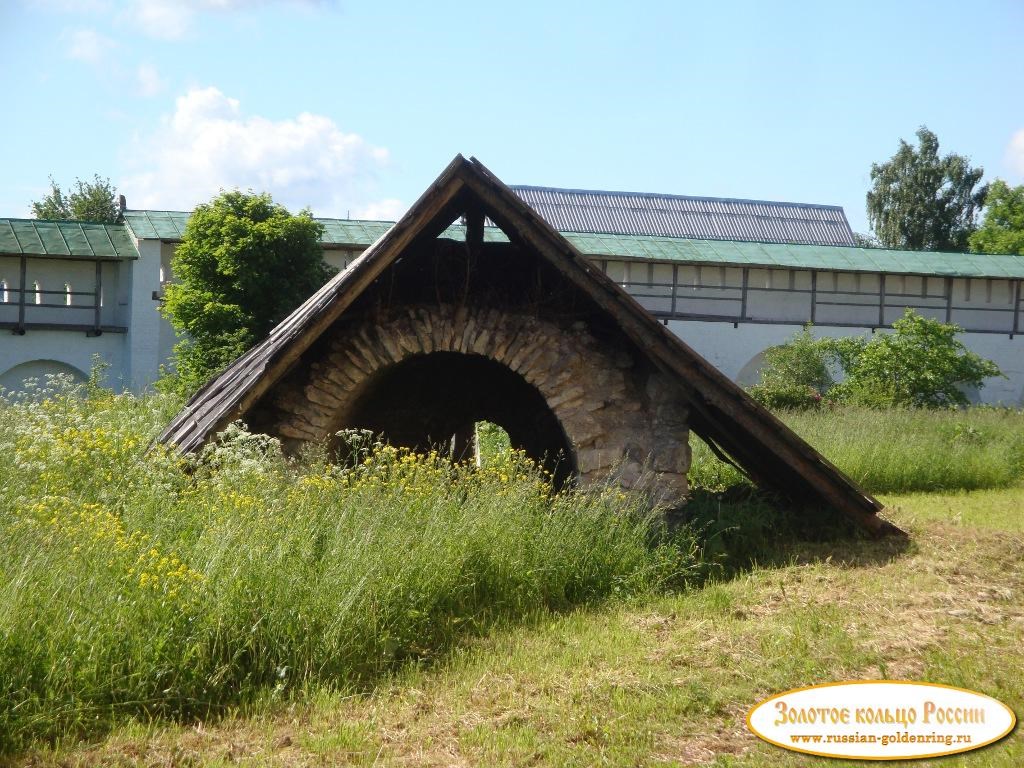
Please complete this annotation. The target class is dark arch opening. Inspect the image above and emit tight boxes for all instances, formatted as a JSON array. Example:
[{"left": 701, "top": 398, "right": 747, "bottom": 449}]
[{"left": 342, "top": 352, "right": 576, "bottom": 487}]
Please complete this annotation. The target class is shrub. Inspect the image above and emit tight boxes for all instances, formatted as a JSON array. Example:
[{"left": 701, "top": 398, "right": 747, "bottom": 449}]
[
  {"left": 746, "top": 310, "right": 1003, "bottom": 410},
  {"left": 748, "top": 326, "right": 832, "bottom": 410},
  {"left": 826, "top": 309, "right": 1003, "bottom": 408}
]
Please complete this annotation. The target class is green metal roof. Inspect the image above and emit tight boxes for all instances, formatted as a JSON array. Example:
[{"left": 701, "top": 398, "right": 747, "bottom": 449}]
[
  {"left": 561, "top": 232, "right": 1024, "bottom": 279},
  {"left": 123, "top": 210, "right": 397, "bottom": 248},
  {"left": 120, "top": 209, "right": 1024, "bottom": 280},
  {"left": 122, "top": 210, "right": 189, "bottom": 240},
  {"left": 317, "top": 219, "right": 393, "bottom": 246},
  {"left": 0, "top": 219, "right": 138, "bottom": 259}
]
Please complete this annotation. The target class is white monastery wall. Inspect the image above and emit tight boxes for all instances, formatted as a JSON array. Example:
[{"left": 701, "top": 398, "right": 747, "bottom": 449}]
[
  {"left": 122, "top": 239, "right": 165, "bottom": 392},
  {"left": 1, "top": 240, "right": 1021, "bottom": 405},
  {"left": 0, "top": 330, "right": 126, "bottom": 391},
  {"left": 667, "top": 319, "right": 1019, "bottom": 405}
]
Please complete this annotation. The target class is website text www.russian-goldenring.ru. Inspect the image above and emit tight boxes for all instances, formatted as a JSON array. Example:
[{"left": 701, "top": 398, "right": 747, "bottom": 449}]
[{"left": 790, "top": 732, "right": 973, "bottom": 748}]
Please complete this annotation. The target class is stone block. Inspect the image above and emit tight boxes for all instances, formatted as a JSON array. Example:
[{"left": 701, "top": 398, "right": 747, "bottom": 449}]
[
  {"left": 377, "top": 328, "right": 403, "bottom": 362},
  {"left": 618, "top": 461, "right": 644, "bottom": 488},
  {"left": 547, "top": 385, "right": 585, "bottom": 410},
  {"left": 576, "top": 446, "right": 615, "bottom": 475},
  {"left": 653, "top": 439, "right": 692, "bottom": 473},
  {"left": 304, "top": 381, "right": 344, "bottom": 409}
]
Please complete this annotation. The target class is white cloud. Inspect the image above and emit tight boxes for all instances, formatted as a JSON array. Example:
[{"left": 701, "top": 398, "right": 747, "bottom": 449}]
[
  {"left": 353, "top": 199, "right": 406, "bottom": 221},
  {"left": 29, "top": 0, "right": 113, "bottom": 12},
  {"left": 122, "top": 0, "right": 331, "bottom": 40},
  {"left": 120, "top": 86, "right": 392, "bottom": 216},
  {"left": 127, "top": 0, "right": 194, "bottom": 40},
  {"left": 1007, "top": 129, "right": 1024, "bottom": 178},
  {"left": 63, "top": 27, "right": 115, "bottom": 62},
  {"left": 136, "top": 63, "right": 164, "bottom": 96}
]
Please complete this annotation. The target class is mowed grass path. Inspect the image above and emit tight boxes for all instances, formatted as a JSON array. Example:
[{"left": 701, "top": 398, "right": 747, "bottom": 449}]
[{"left": 28, "top": 488, "right": 1024, "bottom": 767}]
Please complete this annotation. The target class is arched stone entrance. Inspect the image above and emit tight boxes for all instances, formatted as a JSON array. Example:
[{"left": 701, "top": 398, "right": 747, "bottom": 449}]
[
  {"left": 344, "top": 352, "right": 575, "bottom": 484},
  {"left": 260, "top": 303, "right": 691, "bottom": 503},
  {"left": 160, "top": 155, "right": 898, "bottom": 536}
]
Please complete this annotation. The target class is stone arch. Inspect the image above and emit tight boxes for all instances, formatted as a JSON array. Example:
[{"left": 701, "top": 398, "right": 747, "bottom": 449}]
[
  {"left": 161, "top": 155, "right": 898, "bottom": 536},
  {"left": 260, "top": 303, "right": 691, "bottom": 503},
  {"left": 343, "top": 351, "right": 577, "bottom": 485},
  {"left": 737, "top": 351, "right": 767, "bottom": 387},
  {"left": 0, "top": 359, "right": 88, "bottom": 392}
]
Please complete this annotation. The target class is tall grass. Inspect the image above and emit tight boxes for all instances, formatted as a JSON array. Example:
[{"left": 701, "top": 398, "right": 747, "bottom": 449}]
[
  {"left": 6, "top": 377, "right": 1020, "bottom": 753},
  {"left": 689, "top": 406, "right": 1024, "bottom": 494},
  {"left": 0, "top": 379, "right": 698, "bottom": 753}
]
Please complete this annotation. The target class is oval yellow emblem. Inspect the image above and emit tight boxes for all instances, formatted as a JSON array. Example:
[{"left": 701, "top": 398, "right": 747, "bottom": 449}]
[{"left": 747, "top": 681, "right": 1015, "bottom": 760}]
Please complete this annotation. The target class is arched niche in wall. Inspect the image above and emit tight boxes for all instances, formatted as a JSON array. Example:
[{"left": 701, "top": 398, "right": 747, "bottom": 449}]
[
  {"left": 0, "top": 359, "right": 88, "bottom": 394},
  {"left": 736, "top": 351, "right": 767, "bottom": 387}
]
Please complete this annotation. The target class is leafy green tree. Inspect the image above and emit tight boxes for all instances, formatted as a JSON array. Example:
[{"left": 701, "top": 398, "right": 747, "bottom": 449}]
[
  {"left": 31, "top": 175, "right": 120, "bottom": 223},
  {"left": 866, "top": 127, "right": 987, "bottom": 251},
  {"left": 160, "top": 191, "right": 334, "bottom": 397},
  {"left": 747, "top": 310, "right": 1002, "bottom": 409},
  {"left": 827, "top": 310, "right": 1002, "bottom": 407},
  {"left": 852, "top": 232, "right": 880, "bottom": 248},
  {"left": 969, "top": 179, "right": 1024, "bottom": 255},
  {"left": 748, "top": 326, "right": 833, "bottom": 410}
]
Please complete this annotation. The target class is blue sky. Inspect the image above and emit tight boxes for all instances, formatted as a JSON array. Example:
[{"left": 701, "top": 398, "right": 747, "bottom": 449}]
[{"left": 2, "top": 0, "right": 1022, "bottom": 235}]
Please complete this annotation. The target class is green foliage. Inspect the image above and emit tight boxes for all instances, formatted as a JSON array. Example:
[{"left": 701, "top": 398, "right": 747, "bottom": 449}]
[
  {"left": 969, "top": 179, "right": 1024, "bottom": 255},
  {"left": 746, "top": 310, "right": 1002, "bottom": 410},
  {"left": 160, "top": 191, "right": 335, "bottom": 397},
  {"left": 827, "top": 309, "right": 1002, "bottom": 408},
  {"left": 866, "top": 126, "right": 987, "bottom": 251},
  {"left": 0, "top": 381, "right": 699, "bottom": 751},
  {"left": 30, "top": 174, "right": 119, "bottom": 223},
  {"left": 475, "top": 420, "right": 512, "bottom": 463},
  {"left": 748, "top": 326, "right": 831, "bottom": 410},
  {"left": 685, "top": 436, "right": 747, "bottom": 493},
  {"left": 852, "top": 231, "right": 880, "bottom": 248}
]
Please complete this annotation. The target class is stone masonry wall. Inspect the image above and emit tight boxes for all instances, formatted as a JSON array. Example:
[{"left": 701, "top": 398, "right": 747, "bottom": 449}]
[{"left": 267, "top": 303, "right": 691, "bottom": 505}]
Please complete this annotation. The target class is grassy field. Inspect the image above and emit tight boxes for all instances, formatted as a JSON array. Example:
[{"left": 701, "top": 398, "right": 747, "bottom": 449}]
[
  {"left": 0, "top": 381, "right": 701, "bottom": 755},
  {"left": 689, "top": 406, "right": 1024, "bottom": 494},
  {"left": 21, "top": 487, "right": 1023, "bottom": 767},
  {"left": 2, "top": 382, "right": 1022, "bottom": 765}
]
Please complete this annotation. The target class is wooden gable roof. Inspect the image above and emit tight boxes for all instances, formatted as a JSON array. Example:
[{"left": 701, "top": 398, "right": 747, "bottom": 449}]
[{"left": 157, "top": 155, "right": 901, "bottom": 537}]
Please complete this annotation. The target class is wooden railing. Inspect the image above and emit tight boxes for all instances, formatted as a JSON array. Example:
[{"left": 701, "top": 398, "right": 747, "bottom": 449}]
[
  {"left": 0, "top": 257, "right": 113, "bottom": 336},
  {"left": 603, "top": 263, "right": 1023, "bottom": 336}
]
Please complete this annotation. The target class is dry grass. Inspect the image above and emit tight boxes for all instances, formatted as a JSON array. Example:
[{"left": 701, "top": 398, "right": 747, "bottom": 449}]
[{"left": 19, "top": 487, "right": 1024, "bottom": 768}]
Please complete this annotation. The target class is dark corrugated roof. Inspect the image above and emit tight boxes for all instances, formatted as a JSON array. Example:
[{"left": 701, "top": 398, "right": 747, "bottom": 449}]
[
  {"left": 510, "top": 186, "right": 856, "bottom": 246},
  {"left": 128, "top": 185, "right": 857, "bottom": 249}
]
